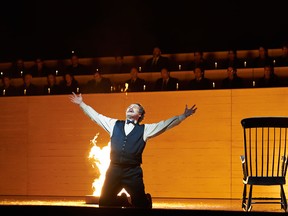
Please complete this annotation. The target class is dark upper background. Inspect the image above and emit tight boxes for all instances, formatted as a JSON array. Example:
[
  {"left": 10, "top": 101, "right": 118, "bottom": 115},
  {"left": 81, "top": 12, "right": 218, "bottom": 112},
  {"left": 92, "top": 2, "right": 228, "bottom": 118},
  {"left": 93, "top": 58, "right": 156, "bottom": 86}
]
[{"left": 0, "top": 0, "right": 287, "bottom": 62}]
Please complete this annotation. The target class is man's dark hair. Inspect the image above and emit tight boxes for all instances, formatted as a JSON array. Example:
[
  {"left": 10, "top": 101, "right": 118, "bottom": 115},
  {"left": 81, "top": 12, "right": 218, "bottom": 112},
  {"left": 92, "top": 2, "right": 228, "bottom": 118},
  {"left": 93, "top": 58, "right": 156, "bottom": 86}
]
[{"left": 136, "top": 103, "right": 145, "bottom": 123}]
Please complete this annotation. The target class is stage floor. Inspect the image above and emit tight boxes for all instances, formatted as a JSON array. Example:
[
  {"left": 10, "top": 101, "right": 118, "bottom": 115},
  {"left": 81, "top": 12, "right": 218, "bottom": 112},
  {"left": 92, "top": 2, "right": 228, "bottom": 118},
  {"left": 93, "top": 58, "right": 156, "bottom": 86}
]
[{"left": 0, "top": 195, "right": 286, "bottom": 214}]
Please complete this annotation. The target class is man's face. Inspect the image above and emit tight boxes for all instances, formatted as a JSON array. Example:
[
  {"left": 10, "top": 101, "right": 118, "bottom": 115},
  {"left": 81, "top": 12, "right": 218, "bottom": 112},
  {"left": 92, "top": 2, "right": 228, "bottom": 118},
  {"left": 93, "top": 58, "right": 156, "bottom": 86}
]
[
  {"left": 194, "top": 68, "right": 202, "bottom": 79},
  {"left": 94, "top": 72, "right": 101, "bottom": 80},
  {"left": 227, "top": 67, "right": 235, "bottom": 79},
  {"left": 153, "top": 48, "right": 161, "bottom": 57},
  {"left": 126, "top": 104, "right": 141, "bottom": 120},
  {"left": 47, "top": 74, "right": 55, "bottom": 84},
  {"left": 264, "top": 66, "right": 272, "bottom": 78},
  {"left": 71, "top": 55, "right": 79, "bottom": 66},
  {"left": 65, "top": 74, "right": 73, "bottom": 83},
  {"left": 161, "top": 68, "right": 169, "bottom": 79},
  {"left": 130, "top": 68, "right": 138, "bottom": 79}
]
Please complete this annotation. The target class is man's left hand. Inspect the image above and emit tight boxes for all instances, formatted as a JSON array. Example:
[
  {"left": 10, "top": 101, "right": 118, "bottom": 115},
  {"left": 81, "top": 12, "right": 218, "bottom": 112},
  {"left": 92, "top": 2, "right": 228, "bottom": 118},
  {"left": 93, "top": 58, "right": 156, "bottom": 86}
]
[{"left": 184, "top": 104, "right": 197, "bottom": 117}]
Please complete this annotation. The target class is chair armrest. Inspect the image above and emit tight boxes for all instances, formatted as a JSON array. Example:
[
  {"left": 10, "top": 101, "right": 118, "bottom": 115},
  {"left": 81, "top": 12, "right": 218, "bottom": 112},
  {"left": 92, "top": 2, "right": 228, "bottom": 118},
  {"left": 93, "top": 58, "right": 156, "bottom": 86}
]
[{"left": 240, "top": 155, "right": 245, "bottom": 163}]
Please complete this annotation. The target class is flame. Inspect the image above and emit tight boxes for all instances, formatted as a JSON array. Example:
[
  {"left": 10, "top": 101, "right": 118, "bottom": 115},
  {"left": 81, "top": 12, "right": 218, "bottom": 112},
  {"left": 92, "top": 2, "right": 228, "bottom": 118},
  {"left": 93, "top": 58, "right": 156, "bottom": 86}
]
[
  {"left": 88, "top": 133, "right": 111, "bottom": 196},
  {"left": 88, "top": 133, "right": 130, "bottom": 197},
  {"left": 124, "top": 83, "right": 129, "bottom": 92}
]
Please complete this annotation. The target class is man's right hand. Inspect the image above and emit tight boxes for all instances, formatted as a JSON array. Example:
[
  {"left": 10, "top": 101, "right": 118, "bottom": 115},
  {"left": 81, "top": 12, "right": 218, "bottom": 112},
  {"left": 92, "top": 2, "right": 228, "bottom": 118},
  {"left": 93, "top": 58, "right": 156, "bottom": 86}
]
[{"left": 69, "top": 92, "right": 83, "bottom": 105}]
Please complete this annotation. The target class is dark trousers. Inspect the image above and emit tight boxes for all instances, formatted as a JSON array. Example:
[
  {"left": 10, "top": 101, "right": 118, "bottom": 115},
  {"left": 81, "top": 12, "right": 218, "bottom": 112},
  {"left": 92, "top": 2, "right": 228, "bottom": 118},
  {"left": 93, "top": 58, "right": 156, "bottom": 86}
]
[{"left": 99, "top": 164, "right": 151, "bottom": 208}]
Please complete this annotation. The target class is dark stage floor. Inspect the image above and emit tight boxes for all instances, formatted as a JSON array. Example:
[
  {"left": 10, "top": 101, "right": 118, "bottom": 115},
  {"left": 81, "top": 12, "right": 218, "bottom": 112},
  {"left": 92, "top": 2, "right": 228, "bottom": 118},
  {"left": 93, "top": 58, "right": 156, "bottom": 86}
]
[{"left": 0, "top": 195, "right": 286, "bottom": 216}]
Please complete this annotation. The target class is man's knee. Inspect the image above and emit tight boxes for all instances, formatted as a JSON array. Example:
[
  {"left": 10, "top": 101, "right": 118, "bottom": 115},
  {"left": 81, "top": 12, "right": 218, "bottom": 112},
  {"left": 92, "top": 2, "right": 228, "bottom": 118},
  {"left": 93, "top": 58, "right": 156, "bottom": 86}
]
[
  {"left": 99, "top": 194, "right": 132, "bottom": 208},
  {"left": 131, "top": 193, "right": 152, "bottom": 209},
  {"left": 146, "top": 193, "right": 152, "bottom": 209}
]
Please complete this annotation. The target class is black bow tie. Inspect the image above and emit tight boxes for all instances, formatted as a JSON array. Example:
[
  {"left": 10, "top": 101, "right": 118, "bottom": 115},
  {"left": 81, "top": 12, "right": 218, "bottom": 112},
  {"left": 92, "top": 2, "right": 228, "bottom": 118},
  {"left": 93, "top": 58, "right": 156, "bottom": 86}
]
[{"left": 126, "top": 120, "right": 135, "bottom": 125}]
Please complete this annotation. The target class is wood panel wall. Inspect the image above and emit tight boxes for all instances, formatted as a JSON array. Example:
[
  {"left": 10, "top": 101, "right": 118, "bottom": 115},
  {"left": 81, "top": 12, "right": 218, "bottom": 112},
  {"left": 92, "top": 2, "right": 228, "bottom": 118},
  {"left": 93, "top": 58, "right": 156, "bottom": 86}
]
[{"left": 0, "top": 88, "right": 288, "bottom": 199}]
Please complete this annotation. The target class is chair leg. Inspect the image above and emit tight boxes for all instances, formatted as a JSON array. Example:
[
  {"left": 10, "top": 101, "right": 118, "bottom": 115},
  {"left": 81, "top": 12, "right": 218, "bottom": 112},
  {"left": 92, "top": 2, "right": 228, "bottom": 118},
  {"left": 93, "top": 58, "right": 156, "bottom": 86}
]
[
  {"left": 280, "top": 185, "right": 287, "bottom": 212},
  {"left": 246, "top": 185, "right": 253, "bottom": 212},
  {"left": 242, "top": 184, "right": 247, "bottom": 210}
]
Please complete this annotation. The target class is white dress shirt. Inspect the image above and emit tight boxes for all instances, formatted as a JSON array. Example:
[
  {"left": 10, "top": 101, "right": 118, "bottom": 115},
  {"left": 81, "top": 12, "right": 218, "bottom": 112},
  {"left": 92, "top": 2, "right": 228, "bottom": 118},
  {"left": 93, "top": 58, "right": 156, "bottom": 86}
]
[{"left": 79, "top": 102, "right": 186, "bottom": 142}]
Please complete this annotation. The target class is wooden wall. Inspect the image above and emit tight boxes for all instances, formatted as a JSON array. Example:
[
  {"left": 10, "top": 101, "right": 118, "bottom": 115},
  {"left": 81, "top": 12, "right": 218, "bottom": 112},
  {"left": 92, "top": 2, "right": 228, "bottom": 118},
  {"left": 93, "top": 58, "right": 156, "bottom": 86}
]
[{"left": 0, "top": 88, "right": 288, "bottom": 199}]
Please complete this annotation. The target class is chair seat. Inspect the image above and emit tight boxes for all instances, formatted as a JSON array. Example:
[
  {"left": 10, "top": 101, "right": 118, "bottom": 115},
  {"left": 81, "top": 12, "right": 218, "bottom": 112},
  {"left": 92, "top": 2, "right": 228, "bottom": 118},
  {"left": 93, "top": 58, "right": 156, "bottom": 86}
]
[{"left": 244, "top": 176, "right": 286, "bottom": 185}]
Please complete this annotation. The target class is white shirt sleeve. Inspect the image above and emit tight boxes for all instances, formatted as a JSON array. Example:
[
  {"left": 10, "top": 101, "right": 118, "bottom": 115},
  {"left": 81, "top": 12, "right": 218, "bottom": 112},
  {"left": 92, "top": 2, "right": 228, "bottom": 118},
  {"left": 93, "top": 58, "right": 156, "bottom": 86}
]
[
  {"left": 79, "top": 101, "right": 187, "bottom": 140},
  {"left": 143, "top": 114, "right": 186, "bottom": 142},
  {"left": 79, "top": 102, "right": 117, "bottom": 135}
]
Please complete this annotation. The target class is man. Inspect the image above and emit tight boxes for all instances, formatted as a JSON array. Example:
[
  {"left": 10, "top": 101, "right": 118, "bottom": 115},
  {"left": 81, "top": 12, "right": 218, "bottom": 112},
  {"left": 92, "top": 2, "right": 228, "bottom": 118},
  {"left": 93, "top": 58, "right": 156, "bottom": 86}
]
[
  {"left": 18, "top": 72, "right": 40, "bottom": 96},
  {"left": 0, "top": 73, "right": 18, "bottom": 96},
  {"left": 83, "top": 70, "right": 112, "bottom": 93},
  {"left": 221, "top": 66, "right": 244, "bottom": 89},
  {"left": 154, "top": 67, "right": 179, "bottom": 91},
  {"left": 187, "top": 67, "right": 212, "bottom": 90},
  {"left": 124, "top": 67, "right": 146, "bottom": 92},
  {"left": 69, "top": 92, "right": 197, "bottom": 208},
  {"left": 256, "top": 65, "right": 281, "bottom": 88},
  {"left": 143, "top": 47, "right": 172, "bottom": 72},
  {"left": 65, "top": 54, "right": 89, "bottom": 75}
]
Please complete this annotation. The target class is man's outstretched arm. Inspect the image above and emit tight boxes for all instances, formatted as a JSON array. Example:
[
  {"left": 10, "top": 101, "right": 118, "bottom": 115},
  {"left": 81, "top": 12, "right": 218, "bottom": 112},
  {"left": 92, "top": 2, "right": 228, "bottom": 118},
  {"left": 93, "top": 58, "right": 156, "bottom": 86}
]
[
  {"left": 144, "top": 104, "right": 197, "bottom": 141},
  {"left": 69, "top": 92, "right": 116, "bottom": 134}
]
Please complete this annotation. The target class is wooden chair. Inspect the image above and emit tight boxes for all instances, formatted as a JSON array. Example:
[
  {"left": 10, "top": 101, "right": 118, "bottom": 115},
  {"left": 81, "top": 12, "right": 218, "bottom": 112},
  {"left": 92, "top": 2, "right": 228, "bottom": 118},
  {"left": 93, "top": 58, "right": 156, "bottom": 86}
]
[{"left": 240, "top": 117, "right": 288, "bottom": 212}]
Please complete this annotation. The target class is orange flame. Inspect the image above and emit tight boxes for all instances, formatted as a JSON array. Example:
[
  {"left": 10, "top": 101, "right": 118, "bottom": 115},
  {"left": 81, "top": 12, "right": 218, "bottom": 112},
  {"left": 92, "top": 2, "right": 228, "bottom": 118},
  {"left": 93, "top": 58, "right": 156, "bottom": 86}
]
[
  {"left": 88, "top": 133, "right": 110, "bottom": 196},
  {"left": 88, "top": 133, "right": 130, "bottom": 197}
]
